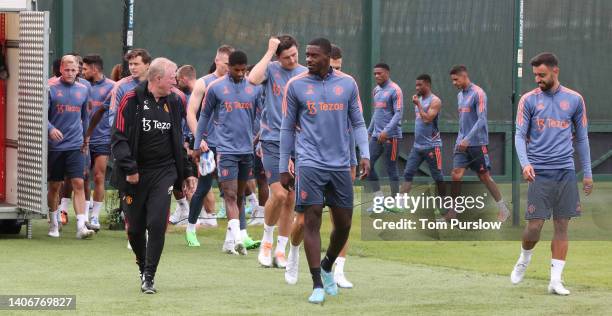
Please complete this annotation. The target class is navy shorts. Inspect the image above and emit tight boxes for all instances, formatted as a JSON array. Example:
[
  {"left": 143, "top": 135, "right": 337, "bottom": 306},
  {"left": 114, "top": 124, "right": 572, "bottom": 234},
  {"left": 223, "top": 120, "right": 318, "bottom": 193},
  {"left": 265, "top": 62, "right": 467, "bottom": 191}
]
[
  {"left": 526, "top": 169, "right": 581, "bottom": 220},
  {"left": 89, "top": 143, "right": 110, "bottom": 168},
  {"left": 48, "top": 150, "right": 85, "bottom": 181},
  {"left": 217, "top": 153, "right": 253, "bottom": 182},
  {"left": 453, "top": 145, "right": 491, "bottom": 173},
  {"left": 89, "top": 142, "right": 111, "bottom": 157},
  {"left": 403, "top": 146, "right": 444, "bottom": 182},
  {"left": 295, "top": 166, "right": 353, "bottom": 212},
  {"left": 262, "top": 140, "right": 281, "bottom": 185}
]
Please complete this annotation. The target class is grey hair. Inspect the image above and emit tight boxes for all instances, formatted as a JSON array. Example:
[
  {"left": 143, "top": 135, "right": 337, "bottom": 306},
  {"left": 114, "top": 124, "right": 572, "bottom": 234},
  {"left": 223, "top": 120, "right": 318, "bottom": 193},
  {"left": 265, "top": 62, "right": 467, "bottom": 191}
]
[{"left": 147, "top": 57, "right": 177, "bottom": 81}]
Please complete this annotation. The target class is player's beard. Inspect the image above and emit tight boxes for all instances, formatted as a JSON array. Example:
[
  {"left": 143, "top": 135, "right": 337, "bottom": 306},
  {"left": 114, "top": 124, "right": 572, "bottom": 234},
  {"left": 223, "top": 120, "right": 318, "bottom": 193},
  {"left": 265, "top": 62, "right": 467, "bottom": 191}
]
[{"left": 538, "top": 79, "right": 554, "bottom": 91}]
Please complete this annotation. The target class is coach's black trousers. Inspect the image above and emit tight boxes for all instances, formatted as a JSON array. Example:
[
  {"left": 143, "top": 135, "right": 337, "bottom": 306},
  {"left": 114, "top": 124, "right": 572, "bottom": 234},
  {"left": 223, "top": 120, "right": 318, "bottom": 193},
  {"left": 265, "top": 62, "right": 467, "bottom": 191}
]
[{"left": 123, "top": 165, "right": 177, "bottom": 278}]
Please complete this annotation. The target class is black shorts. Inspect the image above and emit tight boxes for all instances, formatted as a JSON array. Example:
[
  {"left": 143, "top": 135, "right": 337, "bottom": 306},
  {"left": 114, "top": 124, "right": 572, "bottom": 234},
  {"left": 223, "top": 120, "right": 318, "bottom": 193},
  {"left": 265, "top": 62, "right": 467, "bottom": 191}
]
[{"left": 48, "top": 150, "right": 85, "bottom": 181}]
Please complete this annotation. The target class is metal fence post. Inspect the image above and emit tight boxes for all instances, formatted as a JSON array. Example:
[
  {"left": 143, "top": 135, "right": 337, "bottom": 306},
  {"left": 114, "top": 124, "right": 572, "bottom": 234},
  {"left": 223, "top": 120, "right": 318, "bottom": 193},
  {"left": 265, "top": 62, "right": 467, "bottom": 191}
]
[{"left": 511, "top": 0, "right": 524, "bottom": 226}]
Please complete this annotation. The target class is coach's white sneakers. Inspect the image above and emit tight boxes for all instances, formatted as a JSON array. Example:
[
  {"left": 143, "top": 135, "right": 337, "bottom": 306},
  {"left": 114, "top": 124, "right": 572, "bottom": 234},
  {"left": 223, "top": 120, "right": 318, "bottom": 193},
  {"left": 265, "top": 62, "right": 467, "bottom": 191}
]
[
  {"left": 248, "top": 206, "right": 265, "bottom": 226},
  {"left": 511, "top": 261, "right": 529, "bottom": 284},
  {"left": 169, "top": 205, "right": 188, "bottom": 225},
  {"left": 198, "top": 212, "right": 218, "bottom": 228},
  {"left": 258, "top": 242, "right": 273, "bottom": 267},
  {"left": 274, "top": 251, "right": 288, "bottom": 269},
  {"left": 48, "top": 224, "right": 60, "bottom": 238},
  {"left": 335, "top": 273, "right": 354, "bottom": 289},
  {"left": 234, "top": 241, "right": 248, "bottom": 256},
  {"left": 86, "top": 217, "right": 101, "bottom": 231},
  {"left": 548, "top": 280, "right": 570, "bottom": 295},
  {"left": 222, "top": 240, "right": 238, "bottom": 255},
  {"left": 76, "top": 227, "right": 95, "bottom": 239},
  {"left": 285, "top": 247, "right": 299, "bottom": 285}
]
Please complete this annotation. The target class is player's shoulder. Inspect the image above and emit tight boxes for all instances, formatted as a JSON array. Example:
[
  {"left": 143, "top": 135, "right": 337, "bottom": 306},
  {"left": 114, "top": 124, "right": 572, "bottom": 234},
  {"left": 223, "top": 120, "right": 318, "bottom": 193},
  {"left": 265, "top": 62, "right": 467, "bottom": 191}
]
[
  {"left": 268, "top": 61, "right": 281, "bottom": 71},
  {"left": 295, "top": 64, "right": 308, "bottom": 74},
  {"left": 431, "top": 93, "right": 442, "bottom": 104},
  {"left": 119, "top": 89, "right": 137, "bottom": 104},
  {"left": 74, "top": 80, "right": 89, "bottom": 90},
  {"left": 207, "top": 75, "right": 226, "bottom": 90},
  {"left": 471, "top": 83, "right": 487, "bottom": 96},
  {"left": 560, "top": 86, "right": 585, "bottom": 103},
  {"left": 334, "top": 69, "right": 357, "bottom": 82},
  {"left": 48, "top": 76, "right": 61, "bottom": 86},
  {"left": 78, "top": 78, "right": 92, "bottom": 88},
  {"left": 520, "top": 87, "right": 542, "bottom": 103},
  {"left": 285, "top": 71, "right": 310, "bottom": 87},
  {"left": 201, "top": 73, "right": 217, "bottom": 83},
  {"left": 333, "top": 70, "right": 359, "bottom": 92},
  {"left": 117, "top": 76, "right": 135, "bottom": 87},
  {"left": 171, "top": 86, "right": 186, "bottom": 99},
  {"left": 104, "top": 78, "right": 116, "bottom": 86},
  {"left": 388, "top": 80, "right": 403, "bottom": 95}
]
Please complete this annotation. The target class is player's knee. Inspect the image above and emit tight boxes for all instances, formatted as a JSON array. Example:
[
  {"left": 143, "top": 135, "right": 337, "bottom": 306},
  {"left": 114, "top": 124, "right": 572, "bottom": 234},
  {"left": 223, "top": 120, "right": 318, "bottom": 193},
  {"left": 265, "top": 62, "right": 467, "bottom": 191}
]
[
  {"left": 553, "top": 219, "right": 569, "bottom": 234},
  {"left": 94, "top": 171, "right": 105, "bottom": 185},
  {"left": 48, "top": 182, "right": 62, "bottom": 193},
  {"left": 223, "top": 189, "right": 237, "bottom": 203},
  {"left": 334, "top": 219, "right": 352, "bottom": 235},
  {"left": 526, "top": 220, "right": 544, "bottom": 233},
  {"left": 304, "top": 209, "right": 322, "bottom": 226},
  {"left": 293, "top": 212, "right": 304, "bottom": 225},
  {"left": 71, "top": 179, "right": 85, "bottom": 192},
  {"left": 271, "top": 187, "right": 288, "bottom": 202}
]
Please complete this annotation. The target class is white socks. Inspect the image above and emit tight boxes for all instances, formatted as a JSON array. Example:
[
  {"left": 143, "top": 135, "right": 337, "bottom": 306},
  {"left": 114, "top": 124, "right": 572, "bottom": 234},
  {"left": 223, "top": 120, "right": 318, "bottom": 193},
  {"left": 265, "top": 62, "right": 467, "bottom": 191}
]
[
  {"left": 91, "top": 201, "right": 103, "bottom": 219},
  {"left": 519, "top": 247, "right": 533, "bottom": 264},
  {"left": 58, "top": 198, "right": 70, "bottom": 212},
  {"left": 224, "top": 227, "right": 232, "bottom": 242},
  {"left": 288, "top": 244, "right": 300, "bottom": 260},
  {"left": 275, "top": 236, "right": 288, "bottom": 255},
  {"left": 76, "top": 214, "right": 87, "bottom": 230},
  {"left": 187, "top": 223, "right": 197, "bottom": 233},
  {"left": 49, "top": 210, "right": 58, "bottom": 227},
  {"left": 335, "top": 257, "right": 346, "bottom": 275},
  {"left": 551, "top": 259, "right": 566, "bottom": 282},
  {"left": 228, "top": 219, "right": 241, "bottom": 243},
  {"left": 517, "top": 246, "right": 565, "bottom": 283},
  {"left": 240, "top": 229, "right": 248, "bottom": 241},
  {"left": 263, "top": 224, "right": 275, "bottom": 245},
  {"left": 84, "top": 201, "right": 91, "bottom": 219}
]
